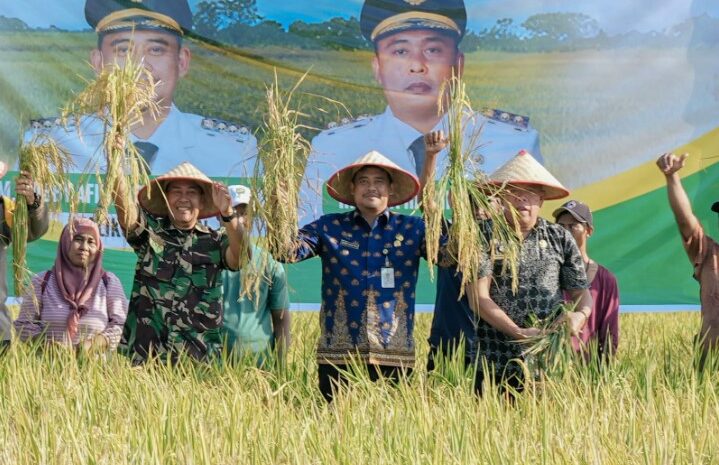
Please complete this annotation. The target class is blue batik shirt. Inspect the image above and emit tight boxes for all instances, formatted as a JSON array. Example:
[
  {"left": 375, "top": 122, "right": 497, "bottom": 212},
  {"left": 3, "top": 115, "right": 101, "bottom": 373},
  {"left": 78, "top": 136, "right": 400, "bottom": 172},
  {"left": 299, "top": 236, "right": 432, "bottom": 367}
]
[{"left": 290, "top": 209, "right": 427, "bottom": 368}]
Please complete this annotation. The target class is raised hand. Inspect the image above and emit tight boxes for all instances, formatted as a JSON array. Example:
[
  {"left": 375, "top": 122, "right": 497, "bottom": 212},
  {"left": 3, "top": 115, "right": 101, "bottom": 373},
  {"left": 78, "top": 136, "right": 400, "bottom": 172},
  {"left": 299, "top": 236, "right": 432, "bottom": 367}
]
[
  {"left": 15, "top": 170, "right": 38, "bottom": 206},
  {"left": 212, "top": 182, "right": 233, "bottom": 217},
  {"left": 656, "top": 152, "right": 688, "bottom": 177},
  {"left": 423, "top": 130, "right": 449, "bottom": 157}
]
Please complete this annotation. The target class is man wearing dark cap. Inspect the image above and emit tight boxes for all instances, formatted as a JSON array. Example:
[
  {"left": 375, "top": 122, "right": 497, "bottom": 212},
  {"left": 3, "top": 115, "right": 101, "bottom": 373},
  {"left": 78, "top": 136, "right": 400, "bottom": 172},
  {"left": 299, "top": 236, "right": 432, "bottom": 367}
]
[
  {"left": 303, "top": 0, "right": 541, "bottom": 224},
  {"left": 553, "top": 200, "right": 620, "bottom": 361},
  {"left": 26, "top": 0, "right": 256, "bottom": 178},
  {"left": 657, "top": 152, "right": 719, "bottom": 360}
]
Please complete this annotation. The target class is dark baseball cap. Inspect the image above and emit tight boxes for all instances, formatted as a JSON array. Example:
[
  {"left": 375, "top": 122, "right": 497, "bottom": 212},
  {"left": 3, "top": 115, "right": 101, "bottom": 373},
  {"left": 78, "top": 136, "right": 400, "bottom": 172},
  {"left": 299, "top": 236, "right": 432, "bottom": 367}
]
[{"left": 552, "top": 200, "right": 593, "bottom": 228}]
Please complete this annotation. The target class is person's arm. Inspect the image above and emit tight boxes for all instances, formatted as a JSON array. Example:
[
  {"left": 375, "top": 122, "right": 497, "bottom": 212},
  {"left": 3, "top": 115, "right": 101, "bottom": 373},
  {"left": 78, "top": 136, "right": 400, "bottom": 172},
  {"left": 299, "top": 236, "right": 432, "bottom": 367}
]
[
  {"left": 599, "top": 275, "right": 620, "bottom": 357},
  {"left": 213, "top": 182, "right": 248, "bottom": 271},
  {"left": 271, "top": 309, "right": 291, "bottom": 363},
  {"left": 13, "top": 273, "right": 46, "bottom": 342},
  {"left": 657, "top": 152, "right": 698, "bottom": 240},
  {"left": 418, "top": 130, "right": 447, "bottom": 211},
  {"left": 562, "top": 288, "right": 593, "bottom": 336},
  {"left": 15, "top": 171, "right": 49, "bottom": 242},
  {"left": 267, "top": 257, "right": 291, "bottom": 364},
  {"left": 467, "top": 276, "right": 540, "bottom": 340},
  {"left": 96, "top": 273, "right": 128, "bottom": 351},
  {"left": 110, "top": 163, "right": 141, "bottom": 234}
]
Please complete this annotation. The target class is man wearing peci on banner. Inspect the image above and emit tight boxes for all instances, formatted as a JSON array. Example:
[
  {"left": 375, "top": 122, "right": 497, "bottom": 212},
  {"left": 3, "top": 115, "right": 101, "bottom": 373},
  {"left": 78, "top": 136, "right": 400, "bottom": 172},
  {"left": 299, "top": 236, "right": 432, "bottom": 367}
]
[
  {"left": 25, "top": 0, "right": 256, "bottom": 183},
  {"left": 304, "top": 0, "right": 542, "bottom": 224}
]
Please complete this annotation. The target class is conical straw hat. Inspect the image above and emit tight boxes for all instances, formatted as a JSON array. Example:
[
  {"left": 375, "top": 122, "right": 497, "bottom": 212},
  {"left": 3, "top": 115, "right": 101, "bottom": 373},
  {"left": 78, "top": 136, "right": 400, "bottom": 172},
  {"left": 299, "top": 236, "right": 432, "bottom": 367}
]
[
  {"left": 326, "top": 150, "right": 420, "bottom": 207},
  {"left": 138, "top": 162, "right": 218, "bottom": 219},
  {"left": 489, "top": 150, "right": 569, "bottom": 200}
]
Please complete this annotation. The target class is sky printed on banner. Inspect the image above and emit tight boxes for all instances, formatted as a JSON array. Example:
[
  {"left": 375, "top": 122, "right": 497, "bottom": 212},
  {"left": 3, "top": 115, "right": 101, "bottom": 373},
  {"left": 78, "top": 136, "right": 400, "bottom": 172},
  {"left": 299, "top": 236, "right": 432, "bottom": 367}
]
[{"left": 1, "top": 0, "right": 717, "bottom": 35}]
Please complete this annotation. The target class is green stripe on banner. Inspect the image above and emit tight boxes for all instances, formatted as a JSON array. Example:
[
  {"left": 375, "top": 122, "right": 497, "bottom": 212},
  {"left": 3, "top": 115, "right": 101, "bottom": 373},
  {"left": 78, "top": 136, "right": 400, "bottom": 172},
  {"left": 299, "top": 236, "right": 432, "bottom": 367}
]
[{"left": 591, "top": 163, "right": 719, "bottom": 305}]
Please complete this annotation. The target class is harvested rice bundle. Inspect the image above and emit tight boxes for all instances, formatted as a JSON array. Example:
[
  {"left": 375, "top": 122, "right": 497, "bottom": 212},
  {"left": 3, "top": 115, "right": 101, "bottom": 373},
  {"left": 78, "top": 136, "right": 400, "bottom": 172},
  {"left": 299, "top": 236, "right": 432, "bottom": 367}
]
[
  {"left": 242, "top": 71, "right": 310, "bottom": 301},
  {"left": 13, "top": 136, "right": 73, "bottom": 296},
  {"left": 62, "top": 49, "right": 159, "bottom": 225},
  {"left": 422, "top": 74, "right": 521, "bottom": 296},
  {"left": 253, "top": 71, "right": 310, "bottom": 259},
  {"left": 521, "top": 303, "right": 578, "bottom": 378}
]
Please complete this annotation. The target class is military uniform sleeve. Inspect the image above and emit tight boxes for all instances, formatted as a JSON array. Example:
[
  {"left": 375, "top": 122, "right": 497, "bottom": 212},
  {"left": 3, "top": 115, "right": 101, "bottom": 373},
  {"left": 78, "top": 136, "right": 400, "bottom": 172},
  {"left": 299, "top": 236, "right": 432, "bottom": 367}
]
[
  {"left": 559, "top": 229, "right": 589, "bottom": 291},
  {"left": 125, "top": 210, "right": 154, "bottom": 254}
]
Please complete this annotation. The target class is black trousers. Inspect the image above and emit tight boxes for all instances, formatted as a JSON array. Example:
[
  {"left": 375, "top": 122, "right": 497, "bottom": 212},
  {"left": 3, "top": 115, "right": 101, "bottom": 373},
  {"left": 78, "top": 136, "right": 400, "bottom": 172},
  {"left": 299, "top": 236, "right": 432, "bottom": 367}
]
[
  {"left": 318, "top": 363, "right": 413, "bottom": 402},
  {"left": 428, "top": 345, "right": 525, "bottom": 397}
]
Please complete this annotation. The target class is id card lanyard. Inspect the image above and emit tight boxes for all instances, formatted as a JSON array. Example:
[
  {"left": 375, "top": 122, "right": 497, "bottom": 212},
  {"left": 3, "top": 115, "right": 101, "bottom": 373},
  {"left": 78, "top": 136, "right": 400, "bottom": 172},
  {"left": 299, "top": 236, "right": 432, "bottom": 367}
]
[{"left": 381, "top": 248, "right": 395, "bottom": 289}]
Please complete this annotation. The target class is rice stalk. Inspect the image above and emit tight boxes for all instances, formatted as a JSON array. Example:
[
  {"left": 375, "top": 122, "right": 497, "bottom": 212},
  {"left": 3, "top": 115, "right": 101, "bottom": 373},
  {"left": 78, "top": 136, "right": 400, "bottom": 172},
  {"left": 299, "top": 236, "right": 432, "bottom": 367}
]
[
  {"left": 522, "top": 302, "right": 578, "bottom": 379},
  {"left": 62, "top": 42, "right": 158, "bottom": 226},
  {"left": 13, "top": 135, "right": 74, "bottom": 296},
  {"left": 244, "top": 70, "right": 310, "bottom": 301},
  {"left": 423, "top": 73, "right": 522, "bottom": 296}
]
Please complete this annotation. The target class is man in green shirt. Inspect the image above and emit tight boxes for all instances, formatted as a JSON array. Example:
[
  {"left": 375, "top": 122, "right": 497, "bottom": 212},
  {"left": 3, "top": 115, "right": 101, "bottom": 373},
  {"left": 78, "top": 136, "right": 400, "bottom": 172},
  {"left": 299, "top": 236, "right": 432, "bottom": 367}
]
[{"left": 221, "top": 185, "right": 291, "bottom": 366}]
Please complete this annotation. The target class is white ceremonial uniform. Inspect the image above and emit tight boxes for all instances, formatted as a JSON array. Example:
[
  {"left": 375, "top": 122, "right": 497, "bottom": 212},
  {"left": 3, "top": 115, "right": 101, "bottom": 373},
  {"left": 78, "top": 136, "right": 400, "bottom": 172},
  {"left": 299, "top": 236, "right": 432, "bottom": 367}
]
[
  {"left": 24, "top": 104, "right": 257, "bottom": 249},
  {"left": 25, "top": 104, "right": 257, "bottom": 177},
  {"left": 301, "top": 105, "right": 541, "bottom": 224}
]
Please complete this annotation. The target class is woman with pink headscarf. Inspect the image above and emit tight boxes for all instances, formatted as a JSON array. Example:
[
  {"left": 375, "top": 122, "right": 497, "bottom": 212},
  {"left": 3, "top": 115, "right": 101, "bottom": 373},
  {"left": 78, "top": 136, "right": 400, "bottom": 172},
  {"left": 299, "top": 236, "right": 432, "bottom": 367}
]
[{"left": 14, "top": 218, "right": 127, "bottom": 351}]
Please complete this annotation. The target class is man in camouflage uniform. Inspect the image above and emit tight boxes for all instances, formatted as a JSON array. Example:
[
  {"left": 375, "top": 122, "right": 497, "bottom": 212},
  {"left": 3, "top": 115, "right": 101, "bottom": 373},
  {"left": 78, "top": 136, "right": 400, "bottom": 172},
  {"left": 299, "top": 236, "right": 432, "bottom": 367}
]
[{"left": 112, "top": 162, "right": 247, "bottom": 363}]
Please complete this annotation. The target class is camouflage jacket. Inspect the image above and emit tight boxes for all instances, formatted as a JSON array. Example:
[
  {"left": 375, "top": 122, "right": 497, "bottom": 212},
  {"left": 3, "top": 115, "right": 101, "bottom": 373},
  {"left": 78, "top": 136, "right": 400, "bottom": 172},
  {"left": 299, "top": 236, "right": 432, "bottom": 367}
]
[{"left": 119, "top": 211, "right": 230, "bottom": 363}]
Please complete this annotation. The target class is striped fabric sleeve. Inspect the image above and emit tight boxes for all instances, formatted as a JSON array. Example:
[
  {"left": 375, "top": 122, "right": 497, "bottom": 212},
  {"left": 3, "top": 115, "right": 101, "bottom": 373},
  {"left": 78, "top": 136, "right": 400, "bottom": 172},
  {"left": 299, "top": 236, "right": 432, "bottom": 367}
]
[
  {"left": 13, "top": 272, "right": 48, "bottom": 341},
  {"left": 99, "top": 272, "right": 129, "bottom": 351}
]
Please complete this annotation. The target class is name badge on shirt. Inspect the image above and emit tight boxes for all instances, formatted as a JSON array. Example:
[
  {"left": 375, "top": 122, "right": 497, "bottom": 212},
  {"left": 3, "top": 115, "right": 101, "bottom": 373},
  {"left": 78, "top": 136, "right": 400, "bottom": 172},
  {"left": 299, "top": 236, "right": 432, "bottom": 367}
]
[
  {"left": 381, "top": 267, "right": 395, "bottom": 288},
  {"left": 340, "top": 239, "right": 360, "bottom": 249}
]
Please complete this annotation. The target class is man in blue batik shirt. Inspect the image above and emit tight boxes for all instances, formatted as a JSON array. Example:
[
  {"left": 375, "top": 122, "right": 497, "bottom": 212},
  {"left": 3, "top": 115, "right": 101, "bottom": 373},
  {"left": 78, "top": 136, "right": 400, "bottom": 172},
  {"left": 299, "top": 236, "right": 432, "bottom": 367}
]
[{"left": 276, "top": 150, "right": 431, "bottom": 402}]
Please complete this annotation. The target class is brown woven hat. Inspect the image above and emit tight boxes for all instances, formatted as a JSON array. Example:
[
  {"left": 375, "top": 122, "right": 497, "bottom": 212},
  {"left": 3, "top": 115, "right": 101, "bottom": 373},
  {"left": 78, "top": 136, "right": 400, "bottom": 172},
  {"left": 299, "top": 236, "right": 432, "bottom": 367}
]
[
  {"left": 326, "top": 150, "right": 420, "bottom": 207},
  {"left": 138, "top": 162, "right": 218, "bottom": 219},
  {"left": 489, "top": 150, "right": 569, "bottom": 200}
]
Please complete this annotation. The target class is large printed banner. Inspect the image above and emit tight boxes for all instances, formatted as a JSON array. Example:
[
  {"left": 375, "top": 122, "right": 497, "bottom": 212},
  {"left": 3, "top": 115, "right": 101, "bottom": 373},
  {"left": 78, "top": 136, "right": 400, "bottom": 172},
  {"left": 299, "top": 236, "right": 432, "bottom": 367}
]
[{"left": 1, "top": 0, "right": 719, "bottom": 306}]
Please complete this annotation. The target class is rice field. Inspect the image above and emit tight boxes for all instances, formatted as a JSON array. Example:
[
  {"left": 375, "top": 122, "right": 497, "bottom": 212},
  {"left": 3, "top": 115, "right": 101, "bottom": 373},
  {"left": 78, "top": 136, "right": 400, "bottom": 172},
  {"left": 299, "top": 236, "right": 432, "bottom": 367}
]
[{"left": 1, "top": 311, "right": 717, "bottom": 465}]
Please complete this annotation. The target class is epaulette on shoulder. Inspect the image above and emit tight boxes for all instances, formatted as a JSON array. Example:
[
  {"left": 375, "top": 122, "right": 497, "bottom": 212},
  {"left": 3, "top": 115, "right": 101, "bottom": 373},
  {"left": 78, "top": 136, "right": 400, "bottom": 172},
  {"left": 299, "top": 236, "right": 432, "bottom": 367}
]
[
  {"left": 200, "top": 117, "right": 251, "bottom": 138},
  {"left": 482, "top": 108, "right": 530, "bottom": 130},
  {"left": 29, "top": 116, "right": 65, "bottom": 130},
  {"left": 322, "top": 114, "right": 374, "bottom": 136}
]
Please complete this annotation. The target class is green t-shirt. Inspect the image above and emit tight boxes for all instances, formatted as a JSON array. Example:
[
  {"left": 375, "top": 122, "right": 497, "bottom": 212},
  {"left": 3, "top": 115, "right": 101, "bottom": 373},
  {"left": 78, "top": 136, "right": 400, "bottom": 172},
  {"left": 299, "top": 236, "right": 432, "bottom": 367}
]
[{"left": 221, "top": 245, "right": 289, "bottom": 357}]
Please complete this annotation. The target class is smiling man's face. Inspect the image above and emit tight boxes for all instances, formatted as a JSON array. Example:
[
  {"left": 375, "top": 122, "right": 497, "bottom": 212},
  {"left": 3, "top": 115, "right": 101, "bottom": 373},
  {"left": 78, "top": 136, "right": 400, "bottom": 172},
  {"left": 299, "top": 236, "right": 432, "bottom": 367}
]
[
  {"left": 372, "top": 29, "right": 462, "bottom": 116},
  {"left": 350, "top": 166, "right": 393, "bottom": 213}
]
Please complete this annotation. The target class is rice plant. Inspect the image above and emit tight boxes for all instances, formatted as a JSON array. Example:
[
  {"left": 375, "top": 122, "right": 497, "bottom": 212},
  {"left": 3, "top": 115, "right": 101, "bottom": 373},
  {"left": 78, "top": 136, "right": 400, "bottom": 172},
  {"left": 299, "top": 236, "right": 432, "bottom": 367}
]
[
  {"left": 13, "top": 135, "right": 73, "bottom": 296},
  {"left": 61, "top": 41, "right": 159, "bottom": 225},
  {"left": 423, "top": 74, "right": 522, "bottom": 296},
  {"left": 244, "top": 70, "right": 310, "bottom": 301}
]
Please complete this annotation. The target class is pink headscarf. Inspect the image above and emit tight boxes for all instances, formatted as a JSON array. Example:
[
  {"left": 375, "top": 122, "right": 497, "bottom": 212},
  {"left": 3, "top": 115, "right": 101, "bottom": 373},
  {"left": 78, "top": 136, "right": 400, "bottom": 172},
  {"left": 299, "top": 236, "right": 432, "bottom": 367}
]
[{"left": 53, "top": 218, "right": 104, "bottom": 341}]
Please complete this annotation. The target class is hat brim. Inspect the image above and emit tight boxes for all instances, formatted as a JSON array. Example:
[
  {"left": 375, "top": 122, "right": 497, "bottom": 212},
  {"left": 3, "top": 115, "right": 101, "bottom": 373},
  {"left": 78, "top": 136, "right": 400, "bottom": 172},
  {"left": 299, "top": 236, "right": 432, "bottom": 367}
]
[
  {"left": 327, "top": 163, "right": 420, "bottom": 207},
  {"left": 491, "top": 180, "right": 570, "bottom": 201},
  {"left": 138, "top": 176, "right": 218, "bottom": 219},
  {"left": 373, "top": 20, "right": 462, "bottom": 43}
]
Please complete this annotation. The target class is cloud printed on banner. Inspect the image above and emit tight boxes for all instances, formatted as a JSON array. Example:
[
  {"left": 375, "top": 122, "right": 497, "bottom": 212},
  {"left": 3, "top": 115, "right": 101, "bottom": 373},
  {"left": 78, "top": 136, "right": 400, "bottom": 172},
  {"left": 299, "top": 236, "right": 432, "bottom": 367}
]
[{"left": 2, "top": 0, "right": 718, "bottom": 34}]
